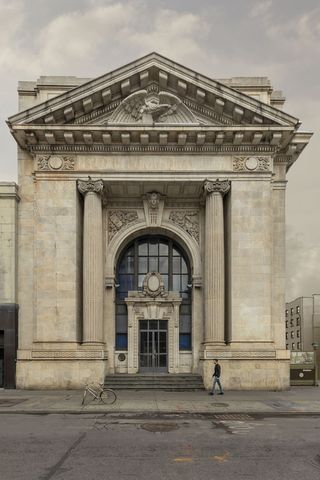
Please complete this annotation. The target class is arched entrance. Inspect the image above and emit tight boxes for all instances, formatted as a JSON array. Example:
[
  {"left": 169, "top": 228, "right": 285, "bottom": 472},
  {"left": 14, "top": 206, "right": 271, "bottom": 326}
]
[{"left": 115, "top": 235, "right": 192, "bottom": 373}]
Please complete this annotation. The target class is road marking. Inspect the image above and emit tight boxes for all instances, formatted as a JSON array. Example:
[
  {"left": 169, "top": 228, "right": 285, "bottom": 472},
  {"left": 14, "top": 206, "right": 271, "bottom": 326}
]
[
  {"left": 210, "top": 451, "right": 230, "bottom": 463},
  {"left": 174, "top": 457, "right": 194, "bottom": 463}
]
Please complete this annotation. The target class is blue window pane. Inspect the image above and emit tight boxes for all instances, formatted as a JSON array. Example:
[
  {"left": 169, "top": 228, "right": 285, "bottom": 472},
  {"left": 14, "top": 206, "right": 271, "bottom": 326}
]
[
  {"left": 179, "top": 334, "right": 191, "bottom": 350},
  {"left": 118, "top": 274, "right": 134, "bottom": 292},
  {"left": 116, "top": 314, "right": 128, "bottom": 333},
  {"left": 116, "top": 334, "right": 128, "bottom": 350}
]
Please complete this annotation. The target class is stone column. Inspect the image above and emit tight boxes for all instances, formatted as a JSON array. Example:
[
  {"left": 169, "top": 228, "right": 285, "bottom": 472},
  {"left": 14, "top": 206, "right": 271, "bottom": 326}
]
[
  {"left": 78, "top": 178, "right": 104, "bottom": 344},
  {"left": 203, "top": 179, "right": 230, "bottom": 346}
]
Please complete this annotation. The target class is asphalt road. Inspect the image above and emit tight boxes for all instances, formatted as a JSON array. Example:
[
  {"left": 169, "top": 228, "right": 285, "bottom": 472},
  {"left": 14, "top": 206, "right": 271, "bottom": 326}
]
[{"left": 0, "top": 413, "right": 319, "bottom": 479}]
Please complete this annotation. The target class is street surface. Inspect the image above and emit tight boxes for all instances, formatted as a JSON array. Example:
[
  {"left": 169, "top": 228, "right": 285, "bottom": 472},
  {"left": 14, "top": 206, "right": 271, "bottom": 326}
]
[{"left": 0, "top": 413, "right": 319, "bottom": 479}]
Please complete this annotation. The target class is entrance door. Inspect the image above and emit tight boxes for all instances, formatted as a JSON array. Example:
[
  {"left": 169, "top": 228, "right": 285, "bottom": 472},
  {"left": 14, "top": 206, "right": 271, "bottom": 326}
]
[{"left": 139, "top": 320, "right": 167, "bottom": 372}]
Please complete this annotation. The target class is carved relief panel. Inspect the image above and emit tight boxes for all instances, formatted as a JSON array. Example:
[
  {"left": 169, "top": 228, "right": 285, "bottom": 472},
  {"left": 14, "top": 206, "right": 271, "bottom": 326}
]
[{"left": 36, "top": 155, "right": 75, "bottom": 171}]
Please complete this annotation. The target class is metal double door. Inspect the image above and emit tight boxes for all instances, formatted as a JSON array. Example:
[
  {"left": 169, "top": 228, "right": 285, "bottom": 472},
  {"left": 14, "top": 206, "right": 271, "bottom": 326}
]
[{"left": 139, "top": 320, "right": 168, "bottom": 372}]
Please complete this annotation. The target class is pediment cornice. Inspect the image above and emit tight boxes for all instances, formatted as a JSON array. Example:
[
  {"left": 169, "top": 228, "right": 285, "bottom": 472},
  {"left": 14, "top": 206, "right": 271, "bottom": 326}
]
[
  {"left": 9, "top": 123, "right": 312, "bottom": 165},
  {"left": 8, "top": 53, "right": 300, "bottom": 130}
]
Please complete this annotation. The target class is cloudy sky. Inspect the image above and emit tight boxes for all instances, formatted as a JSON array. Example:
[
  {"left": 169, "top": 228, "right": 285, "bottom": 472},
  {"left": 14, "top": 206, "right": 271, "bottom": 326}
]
[{"left": 0, "top": 0, "right": 319, "bottom": 300}]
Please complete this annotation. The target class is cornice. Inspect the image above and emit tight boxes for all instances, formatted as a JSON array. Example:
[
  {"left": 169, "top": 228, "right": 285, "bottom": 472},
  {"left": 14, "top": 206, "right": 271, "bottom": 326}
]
[{"left": 11, "top": 124, "right": 296, "bottom": 154}]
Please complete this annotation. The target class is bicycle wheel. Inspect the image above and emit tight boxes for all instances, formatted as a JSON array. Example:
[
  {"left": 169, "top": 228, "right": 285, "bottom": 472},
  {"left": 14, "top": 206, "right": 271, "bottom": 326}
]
[
  {"left": 81, "top": 389, "right": 88, "bottom": 406},
  {"left": 101, "top": 389, "right": 117, "bottom": 405}
]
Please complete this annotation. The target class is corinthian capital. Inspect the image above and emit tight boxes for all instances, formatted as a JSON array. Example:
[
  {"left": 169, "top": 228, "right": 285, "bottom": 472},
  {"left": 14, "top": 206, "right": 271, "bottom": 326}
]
[
  {"left": 77, "top": 177, "right": 104, "bottom": 196},
  {"left": 204, "top": 179, "right": 230, "bottom": 196}
]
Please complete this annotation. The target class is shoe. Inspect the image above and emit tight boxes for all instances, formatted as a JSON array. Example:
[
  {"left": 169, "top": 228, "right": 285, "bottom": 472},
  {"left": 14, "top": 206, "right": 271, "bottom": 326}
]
[{"left": 218, "top": 392, "right": 224, "bottom": 395}]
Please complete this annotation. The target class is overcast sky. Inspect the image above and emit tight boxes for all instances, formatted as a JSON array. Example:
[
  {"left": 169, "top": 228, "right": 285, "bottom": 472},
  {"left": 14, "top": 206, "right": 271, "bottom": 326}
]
[{"left": 0, "top": 0, "right": 319, "bottom": 300}]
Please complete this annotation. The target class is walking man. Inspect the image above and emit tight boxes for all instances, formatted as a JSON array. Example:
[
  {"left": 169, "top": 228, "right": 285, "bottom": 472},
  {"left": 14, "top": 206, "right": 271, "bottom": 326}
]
[{"left": 209, "top": 359, "right": 224, "bottom": 395}]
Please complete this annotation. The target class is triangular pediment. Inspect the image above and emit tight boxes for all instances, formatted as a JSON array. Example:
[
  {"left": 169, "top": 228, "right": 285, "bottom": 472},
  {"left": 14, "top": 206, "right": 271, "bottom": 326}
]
[
  {"left": 8, "top": 52, "right": 299, "bottom": 128},
  {"left": 7, "top": 53, "right": 312, "bottom": 164}
]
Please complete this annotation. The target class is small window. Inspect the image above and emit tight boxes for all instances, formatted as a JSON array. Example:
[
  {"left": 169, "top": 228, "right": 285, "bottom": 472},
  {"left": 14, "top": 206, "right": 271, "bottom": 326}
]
[
  {"left": 116, "top": 334, "right": 128, "bottom": 350},
  {"left": 290, "top": 319, "right": 294, "bottom": 327},
  {"left": 291, "top": 331, "right": 294, "bottom": 338},
  {"left": 297, "top": 342, "right": 301, "bottom": 350},
  {"left": 286, "top": 332, "right": 288, "bottom": 339},
  {"left": 286, "top": 344, "right": 289, "bottom": 350},
  {"left": 179, "top": 334, "right": 191, "bottom": 350},
  {"left": 297, "top": 330, "right": 300, "bottom": 338},
  {"left": 285, "top": 309, "right": 288, "bottom": 317},
  {"left": 285, "top": 320, "right": 288, "bottom": 328},
  {"left": 296, "top": 306, "right": 300, "bottom": 314},
  {"left": 291, "top": 308, "right": 294, "bottom": 315},
  {"left": 296, "top": 318, "right": 300, "bottom": 326},
  {"left": 292, "top": 343, "right": 295, "bottom": 350}
]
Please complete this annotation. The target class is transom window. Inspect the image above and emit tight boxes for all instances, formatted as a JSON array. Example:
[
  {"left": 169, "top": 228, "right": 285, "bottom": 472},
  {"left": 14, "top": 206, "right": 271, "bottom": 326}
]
[{"left": 115, "top": 236, "right": 192, "bottom": 351}]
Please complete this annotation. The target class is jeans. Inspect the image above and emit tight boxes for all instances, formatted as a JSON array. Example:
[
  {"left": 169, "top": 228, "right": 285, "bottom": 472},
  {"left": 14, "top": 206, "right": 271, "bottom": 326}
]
[{"left": 212, "top": 376, "right": 223, "bottom": 394}]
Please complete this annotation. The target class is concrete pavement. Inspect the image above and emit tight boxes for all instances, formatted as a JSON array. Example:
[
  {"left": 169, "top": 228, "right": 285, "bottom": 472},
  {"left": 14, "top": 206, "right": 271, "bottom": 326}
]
[{"left": 0, "top": 386, "right": 320, "bottom": 415}]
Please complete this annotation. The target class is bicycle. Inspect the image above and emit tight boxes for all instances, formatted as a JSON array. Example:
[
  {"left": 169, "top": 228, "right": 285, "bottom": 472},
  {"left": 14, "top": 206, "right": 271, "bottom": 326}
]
[{"left": 81, "top": 383, "right": 117, "bottom": 406}]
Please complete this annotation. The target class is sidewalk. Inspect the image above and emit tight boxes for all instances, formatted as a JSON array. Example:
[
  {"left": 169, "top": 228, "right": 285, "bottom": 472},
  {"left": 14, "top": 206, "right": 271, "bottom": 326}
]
[{"left": 0, "top": 386, "right": 320, "bottom": 415}]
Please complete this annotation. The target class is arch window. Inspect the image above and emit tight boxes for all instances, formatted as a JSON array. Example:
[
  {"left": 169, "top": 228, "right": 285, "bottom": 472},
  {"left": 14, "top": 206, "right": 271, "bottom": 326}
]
[{"left": 115, "top": 236, "right": 192, "bottom": 351}]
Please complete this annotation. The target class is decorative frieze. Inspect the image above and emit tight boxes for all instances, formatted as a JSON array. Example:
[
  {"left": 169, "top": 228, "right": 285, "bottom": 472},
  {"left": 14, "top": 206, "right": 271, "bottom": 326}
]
[
  {"left": 108, "top": 210, "right": 139, "bottom": 240},
  {"left": 233, "top": 156, "right": 271, "bottom": 172},
  {"left": 169, "top": 210, "right": 199, "bottom": 243},
  {"left": 37, "top": 155, "right": 75, "bottom": 171},
  {"left": 205, "top": 351, "right": 276, "bottom": 359},
  {"left": 30, "top": 144, "right": 279, "bottom": 155},
  {"left": 32, "top": 350, "right": 107, "bottom": 359}
]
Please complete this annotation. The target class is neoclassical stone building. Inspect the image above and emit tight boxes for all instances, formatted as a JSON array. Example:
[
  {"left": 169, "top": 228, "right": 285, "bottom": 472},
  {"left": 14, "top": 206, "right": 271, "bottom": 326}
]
[{"left": 5, "top": 53, "right": 311, "bottom": 389}]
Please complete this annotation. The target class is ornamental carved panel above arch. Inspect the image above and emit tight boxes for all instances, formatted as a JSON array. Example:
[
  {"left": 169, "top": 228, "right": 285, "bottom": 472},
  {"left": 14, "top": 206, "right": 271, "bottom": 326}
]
[
  {"left": 168, "top": 210, "right": 200, "bottom": 243},
  {"left": 108, "top": 210, "right": 139, "bottom": 241}
]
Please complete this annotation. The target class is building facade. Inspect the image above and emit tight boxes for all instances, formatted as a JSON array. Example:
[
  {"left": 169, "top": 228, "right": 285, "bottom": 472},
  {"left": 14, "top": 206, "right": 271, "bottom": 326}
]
[
  {"left": 0, "top": 183, "right": 19, "bottom": 388},
  {"left": 5, "top": 53, "right": 312, "bottom": 390},
  {"left": 285, "top": 295, "right": 320, "bottom": 372}
]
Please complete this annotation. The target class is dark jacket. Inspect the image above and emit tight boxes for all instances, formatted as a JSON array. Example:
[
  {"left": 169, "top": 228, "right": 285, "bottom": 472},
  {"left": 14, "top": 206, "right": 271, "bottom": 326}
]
[{"left": 213, "top": 364, "right": 221, "bottom": 378}]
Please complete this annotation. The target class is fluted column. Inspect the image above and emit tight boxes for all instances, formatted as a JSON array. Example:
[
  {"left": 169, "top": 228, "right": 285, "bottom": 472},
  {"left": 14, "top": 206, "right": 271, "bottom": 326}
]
[
  {"left": 203, "top": 179, "right": 230, "bottom": 345},
  {"left": 78, "top": 178, "right": 104, "bottom": 344}
]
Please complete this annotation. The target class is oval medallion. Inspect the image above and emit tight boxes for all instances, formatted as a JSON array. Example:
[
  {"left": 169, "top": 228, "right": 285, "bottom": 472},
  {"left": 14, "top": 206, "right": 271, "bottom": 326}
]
[
  {"left": 245, "top": 157, "right": 258, "bottom": 171},
  {"left": 148, "top": 273, "right": 160, "bottom": 292},
  {"left": 49, "top": 156, "right": 63, "bottom": 170}
]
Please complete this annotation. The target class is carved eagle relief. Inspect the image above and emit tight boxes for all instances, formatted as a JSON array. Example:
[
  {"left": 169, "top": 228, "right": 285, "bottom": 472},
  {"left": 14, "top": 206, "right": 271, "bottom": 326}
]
[{"left": 108, "top": 89, "right": 199, "bottom": 124}]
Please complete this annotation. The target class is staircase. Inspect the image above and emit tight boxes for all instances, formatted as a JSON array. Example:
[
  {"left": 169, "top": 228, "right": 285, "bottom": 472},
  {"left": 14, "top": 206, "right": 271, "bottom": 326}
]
[{"left": 104, "top": 374, "right": 205, "bottom": 391}]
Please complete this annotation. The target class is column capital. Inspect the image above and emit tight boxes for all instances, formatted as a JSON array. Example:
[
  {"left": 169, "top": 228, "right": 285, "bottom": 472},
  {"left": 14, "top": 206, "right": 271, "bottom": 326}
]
[
  {"left": 204, "top": 179, "right": 230, "bottom": 196},
  {"left": 77, "top": 177, "right": 104, "bottom": 196}
]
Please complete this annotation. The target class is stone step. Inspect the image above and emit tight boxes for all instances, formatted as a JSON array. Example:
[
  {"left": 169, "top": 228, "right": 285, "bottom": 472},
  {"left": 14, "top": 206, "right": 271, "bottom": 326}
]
[{"left": 104, "top": 374, "right": 205, "bottom": 390}]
